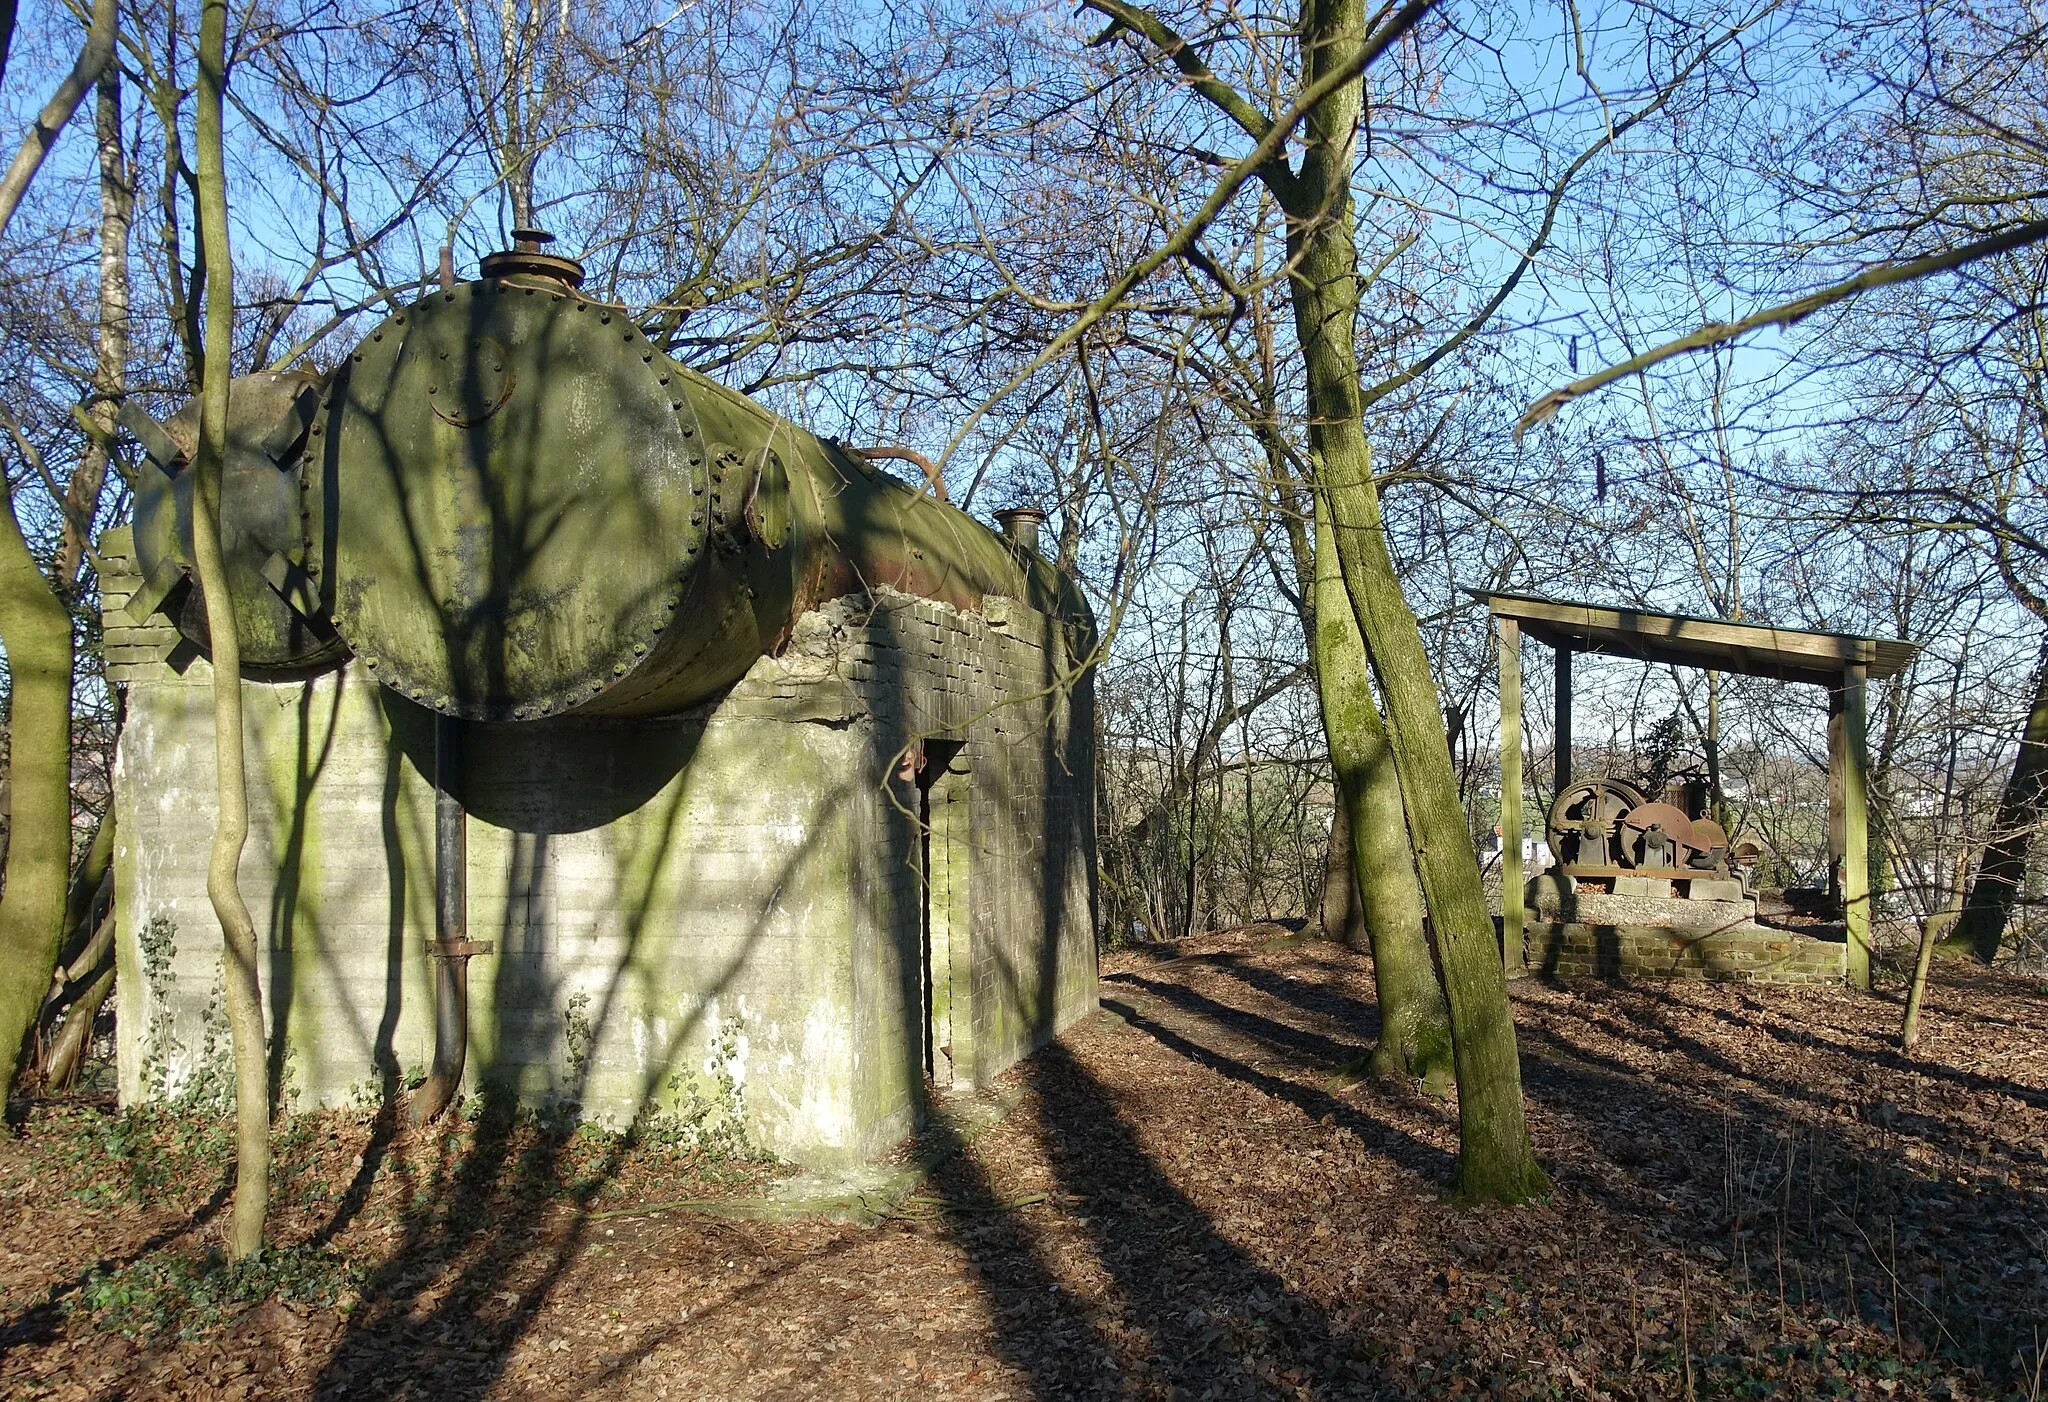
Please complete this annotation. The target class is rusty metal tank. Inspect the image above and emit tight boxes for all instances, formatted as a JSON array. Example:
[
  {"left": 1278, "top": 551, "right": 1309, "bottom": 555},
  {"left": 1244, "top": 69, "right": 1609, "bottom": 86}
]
[{"left": 283, "top": 233, "right": 1090, "bottom": 721}]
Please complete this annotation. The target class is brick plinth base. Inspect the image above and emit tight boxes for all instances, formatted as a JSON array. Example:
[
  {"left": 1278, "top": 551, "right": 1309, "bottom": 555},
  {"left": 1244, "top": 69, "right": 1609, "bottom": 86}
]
[{"left": 1525, "top": 921, "right": 1845, "bottom": 985}]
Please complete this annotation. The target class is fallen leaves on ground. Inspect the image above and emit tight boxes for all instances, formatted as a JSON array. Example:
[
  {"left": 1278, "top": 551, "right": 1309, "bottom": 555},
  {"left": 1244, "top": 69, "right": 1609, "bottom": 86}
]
[{"left": 0, "top": 928, "right": 2042, "bottom": 1399}]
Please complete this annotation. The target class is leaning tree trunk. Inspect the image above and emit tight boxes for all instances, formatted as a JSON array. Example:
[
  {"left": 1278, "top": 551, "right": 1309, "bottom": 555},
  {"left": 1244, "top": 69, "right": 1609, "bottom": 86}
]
[
  {"left": 193, "top": 0, "right": 269, "bottom": 1258},
  {"left": 1950, "top": 636, "right": 2048, "bottom": 964},
  {"left": 1313, "top": 492, "right": 1453, "bottom": 1091},
  {"left": 0, "top": 474, "right": 75, "bottom": 1107},
  {"left": 0, "top": 0, "right": 117, "bottom": 1114},
  {"left": 29, "top": 808, "right": 115, "bottom": 1085},
  {"left": 1285, "top": 0, "right": 1546, "bottom": 1203},
  {"left": 0, "top": 0, "right": 115, "bottom": 236}
]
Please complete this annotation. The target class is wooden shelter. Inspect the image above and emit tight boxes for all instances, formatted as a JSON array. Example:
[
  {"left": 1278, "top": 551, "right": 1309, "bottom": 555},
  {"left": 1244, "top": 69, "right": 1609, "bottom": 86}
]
[{"left": 1472, "top": 591, "right": 1920, "bottom": 989}]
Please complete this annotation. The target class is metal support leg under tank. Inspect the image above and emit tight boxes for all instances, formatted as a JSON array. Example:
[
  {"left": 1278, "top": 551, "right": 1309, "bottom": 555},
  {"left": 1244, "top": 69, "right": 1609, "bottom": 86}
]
[{"left": 412, "top": 712, "right": 492, "bottom": 1125}]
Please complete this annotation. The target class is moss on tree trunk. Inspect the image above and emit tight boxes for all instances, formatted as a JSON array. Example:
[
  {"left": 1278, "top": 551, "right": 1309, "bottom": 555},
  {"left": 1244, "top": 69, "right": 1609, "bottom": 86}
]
[
  {"left": 0, "top": 474, "right": 75, "bottom": 1106},
  {"left": 1313, "top": 492, "right": 1453, "bottom": 1092},
  {"left": 1284, "top": 0, "right": 1546, "bottom": 1202}
]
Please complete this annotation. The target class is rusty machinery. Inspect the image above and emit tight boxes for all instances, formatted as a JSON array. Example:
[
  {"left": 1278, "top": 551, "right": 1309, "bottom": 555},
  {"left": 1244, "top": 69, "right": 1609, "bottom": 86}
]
[{"left": 1545, "top": 777, "right": 1759, "bottom": 894}]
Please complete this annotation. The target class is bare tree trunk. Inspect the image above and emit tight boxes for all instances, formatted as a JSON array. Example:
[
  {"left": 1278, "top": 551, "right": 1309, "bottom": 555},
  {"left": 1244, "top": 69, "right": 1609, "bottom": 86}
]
[
  {"left": 58, "top": 811, "right": 114, "bottom": 967},
  {"left": 27, "top": 810, "right": 115, "bottom": 1085},
  {"left": 193, "top": 0, "right": 269, "bottom": 1257},
  {"left": 1904, "top": 848, "right": 1974, "bottom": 1051},
  {"left": 1951, "top": 637, "right": 2048, "bottom": 963},
  {"left": 0, "top": 0, "right": 18, "bottom": 91},
  {"left": 0, "top": 0, "right": 121, "bottom": 1109},
  {"left": 0, "top": 0, "right": 116, "bottom": 239},
  {"left": 44, "top": 963, "right": 112, "bottom": 1090},
  {"left": 1313, "top": 492, "right": 1453, "bottom": 1090},
  {"left": 1288, "top": 0, "right": 1545, "bottom": 1202},
  {"left": 56, "top": 71, "right": 131, "bottom": 588},
  {"left": 0, "top": 473, "right": 74, "bottom": 1107}
]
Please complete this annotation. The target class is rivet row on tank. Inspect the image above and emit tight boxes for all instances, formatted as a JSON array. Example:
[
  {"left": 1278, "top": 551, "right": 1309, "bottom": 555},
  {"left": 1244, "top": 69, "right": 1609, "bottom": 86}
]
[
  {"left": 680, "top": 423, "right": 694, "bottom": 436},
  {"left": 692, "top": 483, "right": 703, "bottom": 496},
  {"left": 633, "top": 642, "right": 647, "bottom": 655},
  {"left": 613, "top": 663, "right": 628, "bottom": 676},
  {"left": 600, "top": 312, "right": 612, "bottom": 324},
  {"left": 642, "top": 352, "right": 654, "bottom": 364},
  {"left": 658, "top": 374, "right": 670, "bottom": 386},
  {"left": 690, "top": 513, "right": 703, "bottom": 526},
  {"left": 373, "top": 331, "right": 383, "bottom": 341}
]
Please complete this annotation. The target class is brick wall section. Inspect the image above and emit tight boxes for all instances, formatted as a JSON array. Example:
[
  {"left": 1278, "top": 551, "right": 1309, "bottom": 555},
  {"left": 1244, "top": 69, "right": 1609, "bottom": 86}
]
[
  {"left": 99, "top": 526, "right": 184, "bottom": 682},
  {"left": 1525, "top": 921, "right": 1847, "bottom": 985},
  {"left": 105, "top": 527, "right": 1098, "bottom": 1166}
]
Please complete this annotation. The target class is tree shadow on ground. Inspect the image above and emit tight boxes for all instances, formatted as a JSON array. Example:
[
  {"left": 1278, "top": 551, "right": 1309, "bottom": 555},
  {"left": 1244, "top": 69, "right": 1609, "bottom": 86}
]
[
  {"left": 921, "top": 1040, "right": 1399, "bottom": 1399},
  {"left": 1512, "top": 976, "right": 2048, "bottom": 1380}
]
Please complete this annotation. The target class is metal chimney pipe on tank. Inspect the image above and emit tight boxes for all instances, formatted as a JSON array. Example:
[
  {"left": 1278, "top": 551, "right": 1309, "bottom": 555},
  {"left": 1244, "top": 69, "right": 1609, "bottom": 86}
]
[{"left": 995, "top": 506, "right": 1047, "bottom": 557}]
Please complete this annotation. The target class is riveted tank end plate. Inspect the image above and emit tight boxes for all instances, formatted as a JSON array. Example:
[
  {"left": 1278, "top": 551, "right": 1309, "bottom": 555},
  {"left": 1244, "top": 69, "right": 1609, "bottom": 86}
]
[
  {"left": 312, "top": 281, "right": 709, "bottom": 720},
  {"left": 131, "top": 370, "right": 347, "bottom": 674}
]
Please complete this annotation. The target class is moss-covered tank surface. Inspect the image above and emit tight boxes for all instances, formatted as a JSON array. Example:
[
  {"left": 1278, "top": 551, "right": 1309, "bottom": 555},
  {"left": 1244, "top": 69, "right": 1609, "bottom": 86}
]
[{"left": 298, "top": 272, "right": 1094, "bottom": 722}]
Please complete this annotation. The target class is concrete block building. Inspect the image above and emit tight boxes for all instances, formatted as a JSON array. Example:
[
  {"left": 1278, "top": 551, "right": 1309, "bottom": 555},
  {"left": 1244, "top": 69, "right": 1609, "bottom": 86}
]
[
  {"left": 107, "top": 548, "right": 1096, "bottom": 1164},
  {"left": 104, "top": 241, "right": 1099, "bottom": 1164}
]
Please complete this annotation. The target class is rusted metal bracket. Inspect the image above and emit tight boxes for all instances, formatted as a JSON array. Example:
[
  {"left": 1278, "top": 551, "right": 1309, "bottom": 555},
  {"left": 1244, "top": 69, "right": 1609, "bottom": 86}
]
[{"left": 428, "top": 939, "right": 494, "bottom": 960}]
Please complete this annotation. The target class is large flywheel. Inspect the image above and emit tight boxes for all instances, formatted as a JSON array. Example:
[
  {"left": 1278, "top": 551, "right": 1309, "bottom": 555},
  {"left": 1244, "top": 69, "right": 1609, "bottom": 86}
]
[{"left": 1545, "top": 778, "right": 1647, "bottom": 871}]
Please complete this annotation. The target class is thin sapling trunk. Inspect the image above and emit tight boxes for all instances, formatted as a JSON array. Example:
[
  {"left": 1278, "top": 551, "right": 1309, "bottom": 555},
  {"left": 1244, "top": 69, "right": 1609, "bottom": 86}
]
[{"left": 193, "top": 0, "right": 270, "bottom": 1257}]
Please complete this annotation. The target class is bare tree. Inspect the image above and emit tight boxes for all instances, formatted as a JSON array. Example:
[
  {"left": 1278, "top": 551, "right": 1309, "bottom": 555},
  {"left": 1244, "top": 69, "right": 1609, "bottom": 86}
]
[{"left": 190, "top": 0, "right": 268, "bottom": 1255}]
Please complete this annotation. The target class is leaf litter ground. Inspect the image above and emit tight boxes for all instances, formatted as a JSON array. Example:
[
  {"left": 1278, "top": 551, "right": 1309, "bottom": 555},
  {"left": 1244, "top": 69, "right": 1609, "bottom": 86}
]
[{"left": 1, "top": 927, "right": 2044, "bottom": 1399}]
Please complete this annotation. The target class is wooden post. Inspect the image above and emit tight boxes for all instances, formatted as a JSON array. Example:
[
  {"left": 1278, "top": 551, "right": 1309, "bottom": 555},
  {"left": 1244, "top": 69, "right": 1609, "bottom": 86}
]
[
  {"left": 1827, "top": 685, "right": 1847, "bottom": 906},
  {"left": 1553, "top": 646, "right": 1572, "bottom": 797},
  {"left": 1500, "top": 618, "right": 1525, "bottom": 976},
  {"left": 1842, "top": 663, "right": 1872, "bottom": 990}
]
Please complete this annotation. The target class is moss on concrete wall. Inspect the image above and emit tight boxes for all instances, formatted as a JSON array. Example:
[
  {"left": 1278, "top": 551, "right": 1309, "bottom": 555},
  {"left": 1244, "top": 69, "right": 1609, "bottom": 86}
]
[{"left": 110, "top": 581, "right": 1097, "bottom": 1166}]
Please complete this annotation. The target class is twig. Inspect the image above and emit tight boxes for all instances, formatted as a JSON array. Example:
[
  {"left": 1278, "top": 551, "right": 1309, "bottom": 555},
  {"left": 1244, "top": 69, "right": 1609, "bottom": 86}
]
[
  {"left": 1679, "top": 1261, "right": 1696, "bottom": 1401},
  {"left": 1890, "top": 1217, "right": 1903, "bottom": 1361},
  {"left": 887, "top": 1191, "right": 1048, "bottom": 1220}
]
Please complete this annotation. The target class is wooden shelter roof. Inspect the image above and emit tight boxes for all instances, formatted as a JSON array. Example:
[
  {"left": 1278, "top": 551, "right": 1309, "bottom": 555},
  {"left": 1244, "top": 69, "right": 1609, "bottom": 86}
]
[{"left": 1467, "top": 590, "right": 1919, "bottom": 686}]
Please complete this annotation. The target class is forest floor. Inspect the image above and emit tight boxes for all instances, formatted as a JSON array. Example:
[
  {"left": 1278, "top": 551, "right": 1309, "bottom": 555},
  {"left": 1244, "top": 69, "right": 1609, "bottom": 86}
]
[{"left": 0, "top": 929, "right": 2044, "bottom": 1400}]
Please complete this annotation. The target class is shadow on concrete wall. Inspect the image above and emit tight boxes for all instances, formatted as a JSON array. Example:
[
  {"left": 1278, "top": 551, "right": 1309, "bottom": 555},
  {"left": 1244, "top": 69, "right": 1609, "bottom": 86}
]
[{"left": 91, "top": 317, "right": 1114, "bottom": 1395}]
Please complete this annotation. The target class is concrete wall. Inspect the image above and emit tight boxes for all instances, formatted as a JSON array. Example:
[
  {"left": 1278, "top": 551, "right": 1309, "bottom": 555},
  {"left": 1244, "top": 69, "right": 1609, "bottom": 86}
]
[{"left": 105, "top": 531, "right": 1097, "bottom": 1165}]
